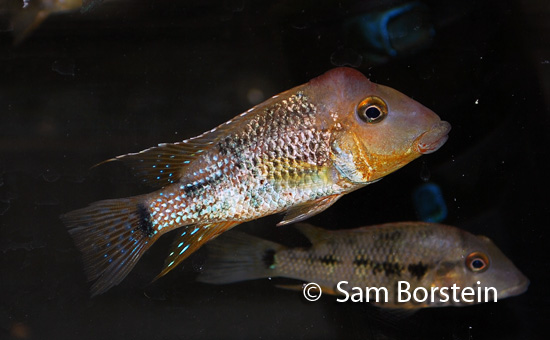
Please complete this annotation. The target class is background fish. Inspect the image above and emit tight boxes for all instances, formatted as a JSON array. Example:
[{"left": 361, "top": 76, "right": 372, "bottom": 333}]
[
  {"left": 198, "top": 222, "right": 529, "bottom": 309},
  {"left": 61, "top": 67, "right": 450, "bottom": 295},
  {"left": 7, "top": 0, "right": 82, "bottom": 45}
]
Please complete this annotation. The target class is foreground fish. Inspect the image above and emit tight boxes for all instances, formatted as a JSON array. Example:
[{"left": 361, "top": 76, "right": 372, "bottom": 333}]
[
  {"left": 62, "top": 67, "right": 451, "bottom": 295},
  {"left": 198, "top": 223, "right": 529, "bottom": 309}
]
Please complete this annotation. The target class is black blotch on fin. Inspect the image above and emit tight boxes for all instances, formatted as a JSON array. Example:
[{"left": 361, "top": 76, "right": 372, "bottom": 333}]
[
  {"left": 61, "top": 196, "right": 159, "bottom": 296},
  {"left": 137, "top": 203, "right": 154, "bottom": 237}
]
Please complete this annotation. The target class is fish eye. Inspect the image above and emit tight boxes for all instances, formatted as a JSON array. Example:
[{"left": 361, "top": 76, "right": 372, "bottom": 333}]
[
  {"left": 466, "top": 252, "right": 490, "bottom": 272},
  {"left": 356, "top": 96, "right": 388, "bottom": 124}
]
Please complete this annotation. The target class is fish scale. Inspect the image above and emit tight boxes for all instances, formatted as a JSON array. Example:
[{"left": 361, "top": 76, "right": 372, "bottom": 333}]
[
  {"left": 199, "top": 222, "right": 529, "bottom": 309},
  {"left": 151, "top": 94, "right": 334, "bottom": 225},
  {"left": 62, "top": 67, "right": 451, "bottom": 295}
]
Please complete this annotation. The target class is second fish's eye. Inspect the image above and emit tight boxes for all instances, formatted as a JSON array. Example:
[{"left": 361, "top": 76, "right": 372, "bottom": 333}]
[
  {"left": 466, "top": 252, "right": 489, "bottom": 272},
  {"left": 357, "top": 96, "right": 387, "bottom": 123}
]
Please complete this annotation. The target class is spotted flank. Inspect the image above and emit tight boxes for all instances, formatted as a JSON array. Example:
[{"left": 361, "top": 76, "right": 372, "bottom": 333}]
[
  {"left": 198, "top": 222, "right": 529, "bottom": 309},
  {"left": 62, "top": 67, "right": 451, "bottom": 295}
]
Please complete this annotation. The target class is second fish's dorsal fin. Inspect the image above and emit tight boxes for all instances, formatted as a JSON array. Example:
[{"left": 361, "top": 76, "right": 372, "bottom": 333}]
[{"left": 293, "top": 223, "right": 332, "bottom": 245}]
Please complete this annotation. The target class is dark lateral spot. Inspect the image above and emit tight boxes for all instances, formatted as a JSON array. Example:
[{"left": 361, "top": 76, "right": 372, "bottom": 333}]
[
  {"left": 136, "top": 204, "right": 154, "bottom": 237},
  {"left": 262, "top": 249, "right": 276, "bottom": 268},
  {"left": 369, "top": 261, "right": 403, "bottom": 277},
  {"left": 383, "top": 262, "right": 403, "bottom": 277},
  {"left": 182, "top": 173, "right": 224, "bottom": 195},
  {"left": 319, "top": 255, "right": 340, "bottom": 266},
  {"left": 353, "top": 256, "right": 371, "bottom": 267},
  {"left": 408, "top": 262, "right": 429, "bottom": 280}
]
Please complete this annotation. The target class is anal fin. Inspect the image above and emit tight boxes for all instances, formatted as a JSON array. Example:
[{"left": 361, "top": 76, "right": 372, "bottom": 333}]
[
  {"left": 154, "top": 221, "right": 240, "bottom": 280},
  {"left": 277, "top": 194, "right": 343, "bottom": 226}
]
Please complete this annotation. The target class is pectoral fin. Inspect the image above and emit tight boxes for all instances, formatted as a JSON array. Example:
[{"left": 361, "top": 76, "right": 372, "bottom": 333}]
[{"left": 277, "top": 194, "right": 343, "bottom": 226}]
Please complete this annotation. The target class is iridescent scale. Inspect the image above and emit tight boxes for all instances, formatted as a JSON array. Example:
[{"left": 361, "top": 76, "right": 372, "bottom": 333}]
[{"left": 148, "top": 93, "right": 338, "bottom": 234}]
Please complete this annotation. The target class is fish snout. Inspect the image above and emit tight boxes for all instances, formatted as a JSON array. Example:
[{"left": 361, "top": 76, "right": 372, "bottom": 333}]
[
  {"left": 499, "top": 273, "right": 530, "bottom": 299},
  {"left": 415, "top": 121, "right": 452, "bottom": 154}
]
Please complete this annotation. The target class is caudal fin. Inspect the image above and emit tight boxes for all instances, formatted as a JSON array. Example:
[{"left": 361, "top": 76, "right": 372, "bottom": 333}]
[
  {"left": 197, "top": 231, "right": 285, "bottom": 284},
  {"left": 61, "top": 197, "right": 158, "bottom": 296}
]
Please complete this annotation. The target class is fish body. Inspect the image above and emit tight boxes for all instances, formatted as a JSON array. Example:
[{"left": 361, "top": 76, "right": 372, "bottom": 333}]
[
  {"left": 62, "top": 67, "right": 450, "bottom": 295},
  {"left": 198, "top": 222, "right": 529, "bottom": 309}
]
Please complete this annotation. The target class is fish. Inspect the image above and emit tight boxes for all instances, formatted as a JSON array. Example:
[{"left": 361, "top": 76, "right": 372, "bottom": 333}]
[
  {"left": 61, "top": 67, "right": 451, "bottom": 296},
  {"left": 8, "top": 0, "right": 82, "bottom": 45},
  {"left": 198, "top": 222, "right": 529, "bottom": 309},
  {"left": 8, "top": 0, "right": 103, "bottom": 45}
]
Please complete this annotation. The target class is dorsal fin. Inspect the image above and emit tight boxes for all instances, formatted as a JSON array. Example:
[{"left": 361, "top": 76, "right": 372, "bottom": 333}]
[
  {"left": 97, "top": 112, "right": 253, "bottom": 188},
  {"left": 293, "top": 223, "right": 332, "bottom": 245},
  {"left": 96, "top": 84, "right": 307, "bottom": 189},
  {"left": 105, "top": 139, "right": 213, "bottom": 188}
]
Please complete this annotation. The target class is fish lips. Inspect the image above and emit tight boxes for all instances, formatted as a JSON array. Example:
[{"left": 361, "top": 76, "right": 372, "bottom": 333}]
[
  {"left": 415, "top": 121, "right": 452, "bottom": 154},
  {"left": 499, "top": 275, "right": 530, "bottom": 299}
]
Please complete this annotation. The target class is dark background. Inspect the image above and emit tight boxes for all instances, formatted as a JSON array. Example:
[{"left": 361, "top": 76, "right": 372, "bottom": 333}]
[{"left": 1, "top": 0, "right": 548, "bottom": 339}]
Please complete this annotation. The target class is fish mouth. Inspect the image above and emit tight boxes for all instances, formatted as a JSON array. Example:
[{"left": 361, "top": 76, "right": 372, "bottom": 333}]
[
  {"left": 499, "top": 277, "right": 530, "bottom": 298},
  {"left": 415, "top": 121, "right": 452, "bottom": 154}
]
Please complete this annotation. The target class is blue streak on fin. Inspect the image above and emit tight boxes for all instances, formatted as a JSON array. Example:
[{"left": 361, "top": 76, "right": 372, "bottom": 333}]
[
  {"left": 197, "top": 231, "right": 285, "bottom": 284},
  {"left": 93, "top": 91, "right": 293, "bottom": 189},
  {"left": 92, "top": 108, "right": 259, "bottom": 189},
  {"left": 154, "top": 221, "right": 241, "bottom": 281},
  {"left": 93, "top": 141, "right": 210, "bottom": 189},
  {"left": 81, "top": 0, "right": 103, "bottom": 13},
  {"left": 277, "top": 194, "right": 343, "bottom": 226},
  {"left": 61, "top": 196, "right": 158, "bottom": 296}
]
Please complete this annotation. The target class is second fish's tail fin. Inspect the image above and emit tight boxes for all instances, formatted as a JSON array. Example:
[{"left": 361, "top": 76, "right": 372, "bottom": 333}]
[
  {"left": 61, "top": 196, "right": 159, "bottom": 296},
  {"left": 197, "top": 231, "right": 285, "bottom": 284}
]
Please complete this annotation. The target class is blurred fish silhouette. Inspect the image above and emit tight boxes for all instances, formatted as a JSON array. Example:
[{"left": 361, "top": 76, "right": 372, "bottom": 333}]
[
  {"left": 8, "top": 0, "right": 103, "bottom": 44},
  {"left": 199, "top": 222, "right": 529, "bottom": 309},
  {"left": 61, "top": 67, "right": 451, "bottom": 295}
]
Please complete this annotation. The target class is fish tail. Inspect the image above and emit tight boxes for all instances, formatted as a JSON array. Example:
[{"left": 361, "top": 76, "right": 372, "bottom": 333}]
[
  {"left": 61, "top": 196, "right": 159, "bottom": 296},
  {"left": 197, "top": 231, "right": 285, "bottom": 284}
]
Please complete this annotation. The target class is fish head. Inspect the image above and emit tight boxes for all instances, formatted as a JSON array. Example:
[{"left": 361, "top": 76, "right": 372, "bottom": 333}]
[
  {"left": 431, "top": 232, "right": 529, "bottom": 306},
  {"left": 309, "top": 67, "right": 451, "bottom": 183}
]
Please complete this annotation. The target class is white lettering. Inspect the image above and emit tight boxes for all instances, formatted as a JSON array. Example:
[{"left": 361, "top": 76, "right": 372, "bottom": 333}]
[
  {"left": 336, "top": 281, "right": 349, "bottom": 302},
  {"left": 461, "top": 287, "right": 475, "bottom": 302},
  {"left": 365, "top": 286, "right": 388, "bottom": 303},
  {"left": 413, "top": 287, "right": 428, "bottom": 302},
  {"left": 398, "top": 281, "right": 411, "bottom": 302}
]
